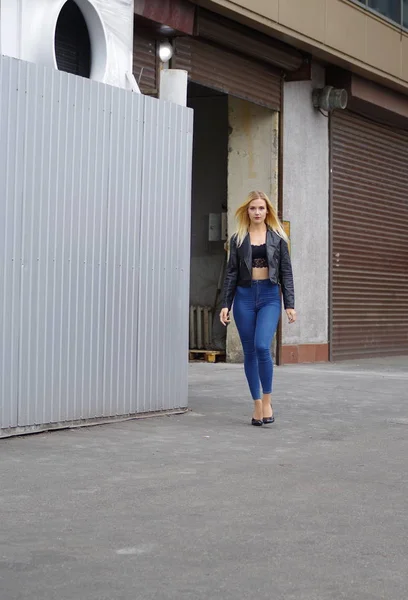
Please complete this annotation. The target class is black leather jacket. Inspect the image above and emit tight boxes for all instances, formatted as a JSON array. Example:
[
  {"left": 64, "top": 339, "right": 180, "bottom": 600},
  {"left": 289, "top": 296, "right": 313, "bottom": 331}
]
[{"left": 222, "top": 229, "right": 295, "bottom": 310}]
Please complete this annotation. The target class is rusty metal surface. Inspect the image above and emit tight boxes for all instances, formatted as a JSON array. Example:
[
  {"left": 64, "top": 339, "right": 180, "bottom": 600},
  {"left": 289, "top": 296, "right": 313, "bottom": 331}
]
[
  {"left": 134, "top": 0, "right": 195, "bottom": 35},
  {"left": 133, "top": 27, "right": 158, "bottom": 94},
  {"left": 331, "top": 110, "right": 408, "bottom": 360},
  {"left": 173, "top": 37, "right": 281, "bottom": 110},
  {"left": 197, "top": 8, "right": 303, "bottom": 72}
]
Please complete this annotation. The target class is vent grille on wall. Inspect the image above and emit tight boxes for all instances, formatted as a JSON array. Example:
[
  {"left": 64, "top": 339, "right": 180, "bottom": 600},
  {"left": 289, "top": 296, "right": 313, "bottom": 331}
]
[{"left": 55, "top": 0, "right": 91, "bottom": 77}]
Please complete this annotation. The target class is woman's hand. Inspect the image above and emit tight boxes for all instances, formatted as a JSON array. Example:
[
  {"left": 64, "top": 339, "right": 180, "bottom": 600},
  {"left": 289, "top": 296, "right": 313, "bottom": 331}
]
[
  {"left": 220, "top": 308, "right": 231, "bottom": 326},
  {"left": 286, "top": 309, "right": 297, "bottom": 324}
]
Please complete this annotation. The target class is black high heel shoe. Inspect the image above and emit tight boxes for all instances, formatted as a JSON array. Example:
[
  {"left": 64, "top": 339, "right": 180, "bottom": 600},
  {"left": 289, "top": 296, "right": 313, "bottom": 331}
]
[
  {"left": 262, "top": 415, "right": 275, "bottom": 424},
  {"left": 251, "top": 418, "right": 263, "bottom": 426}
]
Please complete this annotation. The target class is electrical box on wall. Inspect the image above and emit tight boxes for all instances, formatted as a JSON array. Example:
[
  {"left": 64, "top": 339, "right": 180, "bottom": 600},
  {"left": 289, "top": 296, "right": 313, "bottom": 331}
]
[
  {"left": 221, "top": 212, "right": 228, "bottom": 241},
  {"left": 209, "top": 213, "right": 221, "bottom": 242},
  {"left": 0, "top": 0, "right": 136, "bottom": 89},
  {"left": 209, "top": 213, "right": 228, "bottom": 242}
]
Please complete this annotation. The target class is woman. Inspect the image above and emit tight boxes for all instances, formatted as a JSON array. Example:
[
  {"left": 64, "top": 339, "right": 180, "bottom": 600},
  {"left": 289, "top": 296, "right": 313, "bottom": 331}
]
[{"left": 220, "top": 191, "right": 296, "bottom": 426}]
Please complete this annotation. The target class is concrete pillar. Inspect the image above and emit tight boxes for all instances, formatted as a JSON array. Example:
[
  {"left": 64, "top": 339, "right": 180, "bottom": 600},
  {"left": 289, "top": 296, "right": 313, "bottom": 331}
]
[
  {"left": 159, "top": 69, "right": 188, "bottom": 107},
  {"left": 226, "top": 96, "right": 279, "bottom": 362},
  {"left": 282, "top": 64, "right": 329, "bottom": 363}
]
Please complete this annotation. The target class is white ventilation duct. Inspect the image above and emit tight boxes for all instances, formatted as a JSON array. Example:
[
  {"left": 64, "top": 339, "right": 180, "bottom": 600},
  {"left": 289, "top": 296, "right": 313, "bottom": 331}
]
[{"left": 0, "top": 0, "right": 136, "bottom": 90}]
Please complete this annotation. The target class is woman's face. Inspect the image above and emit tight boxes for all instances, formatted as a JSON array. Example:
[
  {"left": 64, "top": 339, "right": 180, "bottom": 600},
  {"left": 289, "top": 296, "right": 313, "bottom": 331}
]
[{"left": 247, "top": 198, "right": 267, "bottom": 225}]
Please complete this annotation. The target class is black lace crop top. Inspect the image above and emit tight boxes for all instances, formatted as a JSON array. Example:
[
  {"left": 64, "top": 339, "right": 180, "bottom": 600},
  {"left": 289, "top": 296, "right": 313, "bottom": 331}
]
[{"left": 251, "top": 243, "right": 268, "bottom": 268}]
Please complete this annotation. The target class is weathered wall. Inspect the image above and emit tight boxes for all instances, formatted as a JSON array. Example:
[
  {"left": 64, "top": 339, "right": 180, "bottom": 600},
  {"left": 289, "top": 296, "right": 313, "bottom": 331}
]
[
  {"left": 188, "top": 89, "right": 228, "bottom": 350},
  {"left": 282, "top": 64, "right": 329, "bottom": 350},
  {"left": 227, "top": 96, "right": 279, "bottom": 362}
]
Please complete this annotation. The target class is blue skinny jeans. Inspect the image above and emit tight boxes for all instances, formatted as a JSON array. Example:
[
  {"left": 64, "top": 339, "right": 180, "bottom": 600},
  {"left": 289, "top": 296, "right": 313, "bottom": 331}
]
[{"left": 233, "top": 280, "right": 281, "bottom": 400}]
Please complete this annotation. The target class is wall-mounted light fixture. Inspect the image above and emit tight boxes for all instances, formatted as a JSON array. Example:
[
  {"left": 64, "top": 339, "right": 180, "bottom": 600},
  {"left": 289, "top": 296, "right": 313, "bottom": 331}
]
[
  {"left": 158, "top": 41, "right": 174, "bottom": 64},
  {"left": 312, "top": 86, "right": 348, "bottom": 111}
]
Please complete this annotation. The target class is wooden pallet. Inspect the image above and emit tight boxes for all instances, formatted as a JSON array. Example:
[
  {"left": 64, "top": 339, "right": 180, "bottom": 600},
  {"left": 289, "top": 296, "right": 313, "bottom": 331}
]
[{"left": 189, "top": 349, "right": 226, "bottom": 363}]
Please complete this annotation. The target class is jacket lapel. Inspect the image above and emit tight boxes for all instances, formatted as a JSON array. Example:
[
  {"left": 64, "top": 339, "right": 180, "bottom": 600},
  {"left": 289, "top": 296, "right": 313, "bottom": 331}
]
[
  {"left": 266, "top": 229, "right": 279, "bottom": 263},
  {"left": 242, "top": 234, "right": 252, "bottom": 273}
]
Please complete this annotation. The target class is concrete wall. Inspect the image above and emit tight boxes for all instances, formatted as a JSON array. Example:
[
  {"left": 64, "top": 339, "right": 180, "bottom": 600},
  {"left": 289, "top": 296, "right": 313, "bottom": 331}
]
[
  {"left": 282, "top": 64, "right": 329, "bottom": 351},
  {"left": 188, "top": 90, "right": 228, "bottom": 350},
  {"left": 227, "top": 97, "right": 279, "bottom": 362}
]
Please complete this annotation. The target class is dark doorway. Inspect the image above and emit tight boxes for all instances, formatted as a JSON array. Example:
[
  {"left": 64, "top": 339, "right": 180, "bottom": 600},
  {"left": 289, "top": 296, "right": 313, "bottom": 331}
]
[
  {"left": 188, "top": 83, "right": 228, "bottom": 354},
  {"left": 55, "top": 0, "right": 91, "bottom": 78}
]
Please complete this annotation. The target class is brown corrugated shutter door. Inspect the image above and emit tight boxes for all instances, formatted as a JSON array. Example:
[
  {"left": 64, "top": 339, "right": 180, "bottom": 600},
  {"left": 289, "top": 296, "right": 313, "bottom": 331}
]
[
  {"left": 331, "top": 110, "right": 408, "bottom": 360},
  {"left": 133, "top": 29, "right": 158, "bottom": 94},
  {"left": 173, "top": 37, "right": 281, "bottom": 110},
  {"left": 196, "top": 9, "right": 303, "bottom": 73}
]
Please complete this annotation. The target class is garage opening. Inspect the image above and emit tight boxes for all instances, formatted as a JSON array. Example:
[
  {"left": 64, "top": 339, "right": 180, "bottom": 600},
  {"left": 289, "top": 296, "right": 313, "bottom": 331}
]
[{"left": 188, "top": 83, "right": 229, "bottom": 358}]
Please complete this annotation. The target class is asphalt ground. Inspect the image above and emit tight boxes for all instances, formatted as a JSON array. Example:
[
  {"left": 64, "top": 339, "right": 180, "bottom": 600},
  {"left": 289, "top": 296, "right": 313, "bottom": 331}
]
[{"left": 1, "top": 357, "right": 407, "bottom": 600}]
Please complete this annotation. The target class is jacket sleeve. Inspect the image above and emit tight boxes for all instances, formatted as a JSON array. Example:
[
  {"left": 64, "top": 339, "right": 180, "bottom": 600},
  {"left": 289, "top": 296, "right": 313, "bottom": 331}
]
[
  {"left": 222, "top": 235, "right": 239, "bottom": 311},
  {"left": 279, "top": 238, "right": 295, "bottom": 309}
]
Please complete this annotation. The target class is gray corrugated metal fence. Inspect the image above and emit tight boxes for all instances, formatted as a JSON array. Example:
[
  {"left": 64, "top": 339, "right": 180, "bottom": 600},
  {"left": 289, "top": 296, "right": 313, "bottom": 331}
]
[{"left": 0, "top": 56, "right": 193, "bottom": 436}]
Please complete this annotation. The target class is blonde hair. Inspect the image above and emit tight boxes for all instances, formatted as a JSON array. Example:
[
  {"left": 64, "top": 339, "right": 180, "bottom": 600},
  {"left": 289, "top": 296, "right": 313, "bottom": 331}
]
[{"left": 234, "top": 191, "right": 288, "bottom": 247}]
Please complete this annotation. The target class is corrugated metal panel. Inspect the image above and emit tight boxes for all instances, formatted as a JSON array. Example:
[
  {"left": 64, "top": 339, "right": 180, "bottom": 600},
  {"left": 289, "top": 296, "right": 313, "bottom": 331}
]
[
  {"left": 95, "top": 84, "right": 143, "bottom": 420},
  {"left": 173, "top": 37, "right": 282, "bottom": 111},
  {"left": 133, "top": 28, "right": 158, "bottom": 94},
  {"left": 0, "top": 57, "right": 25, "bottom": 429},
  {"left": 331, "top": 110, "right": 408, "bottom": 360},
  {"left": 0, "top": 55, "right": 193, "bottom": 435},
  {"left": 137, "top": 98, "right": 193, "bottom": 412},
  {"left": 197, "top": 8, "right": 304, "bottom": 72}
]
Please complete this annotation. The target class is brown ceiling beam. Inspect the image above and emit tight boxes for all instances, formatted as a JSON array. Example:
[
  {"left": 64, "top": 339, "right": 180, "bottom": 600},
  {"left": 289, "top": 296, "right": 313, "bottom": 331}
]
[
  {"left": 134, "top": 0, "right": 195, "bottom": 35},
  {"left": 327, "top": 67, "right": 408, "bottom": 128}
]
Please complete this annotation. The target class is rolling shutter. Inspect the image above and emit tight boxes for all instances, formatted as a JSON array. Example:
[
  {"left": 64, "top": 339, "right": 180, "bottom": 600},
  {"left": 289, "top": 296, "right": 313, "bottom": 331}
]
[
  {"left": 133, "top": 28, "right": 158, "bottom": 95},
  {"left": 331, "top": 110, "right": 408, "bottom": 360},
  {"left": 196, "top": 8, "right": 303, "bottom": 73},
  {"left": 173, "top": 37, "right": 282, "bottom": 110}
]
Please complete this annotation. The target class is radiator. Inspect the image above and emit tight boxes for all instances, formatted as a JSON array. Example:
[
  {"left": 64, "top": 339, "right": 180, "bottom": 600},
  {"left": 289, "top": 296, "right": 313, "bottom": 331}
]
[{"left": 189, "top": 306, "right": 213, "bottom": 350}]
